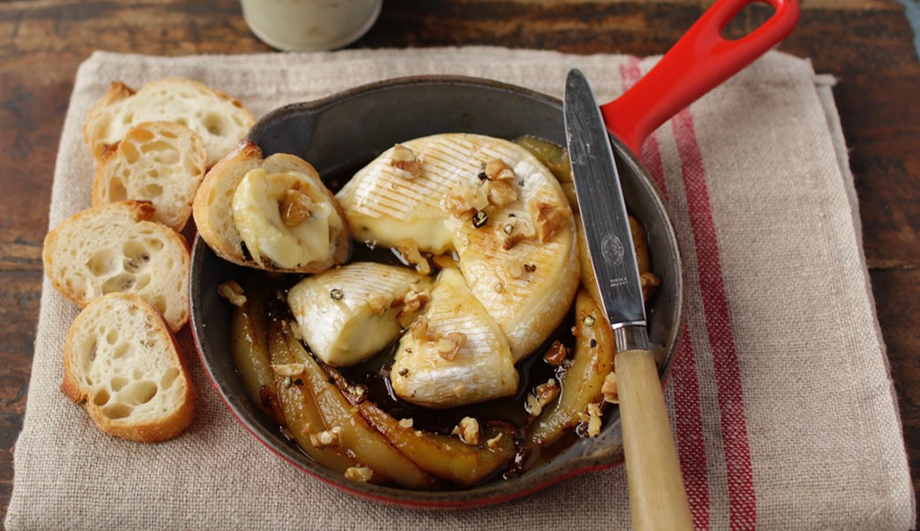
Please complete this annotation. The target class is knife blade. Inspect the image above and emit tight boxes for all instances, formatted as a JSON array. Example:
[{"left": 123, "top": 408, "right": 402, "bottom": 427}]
[{"left": 563, "top": 69, "right": 647, "bottom": 346}]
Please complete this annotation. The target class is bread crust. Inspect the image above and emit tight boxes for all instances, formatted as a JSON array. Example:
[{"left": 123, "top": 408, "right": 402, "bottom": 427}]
[
  {"left": 61, "top": 293, "right": 195, "bottom": 443},
  {"left": 83, "top": 77, "right": 256, "bottom": 167},
  {"left": 91, "top": 121, "right": 207, "bottom": 231},
  {"left": 83, "top": 81, "right": 136, "bottom": 156},
  {"left": 42, "top": 201, "right": 191, "bottom": 331},
  {"left": 193, "top": 141, "right": 351, "bottom": 273}
]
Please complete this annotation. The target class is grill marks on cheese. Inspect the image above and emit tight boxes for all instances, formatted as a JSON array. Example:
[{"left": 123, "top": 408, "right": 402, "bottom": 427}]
[{"left": 336, "top": 134, "right": 579, "bottom": 408}]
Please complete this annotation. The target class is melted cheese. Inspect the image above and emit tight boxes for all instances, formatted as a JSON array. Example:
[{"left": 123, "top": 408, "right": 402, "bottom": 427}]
[{"left": 232, "top": 169, "right": 343, "bottom": 269}]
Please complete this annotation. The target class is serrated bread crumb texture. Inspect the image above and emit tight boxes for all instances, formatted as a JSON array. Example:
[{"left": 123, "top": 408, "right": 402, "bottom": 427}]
[
  {"left": 62, "top": 293, "right": 194, "bottom": 442},
  {"left": 93, "top": 121, "right": 206, "bottom": 231},
  {"left": 84, "top": 78, "right": 255, "bottom": 167},
  {"left": 42, "top": 201, "right": 190, "bottom": 331}
]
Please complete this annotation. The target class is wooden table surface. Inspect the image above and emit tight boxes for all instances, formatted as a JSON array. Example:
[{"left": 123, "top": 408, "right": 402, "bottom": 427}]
[{"left": 0, "top": 0, "right": 917, "bottom": 523}]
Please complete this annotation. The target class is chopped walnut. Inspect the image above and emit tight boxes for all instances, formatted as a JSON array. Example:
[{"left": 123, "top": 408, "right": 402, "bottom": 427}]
[
  {"left": 390, "top": 144, "right": 421, "bottom": 178},
  {"left": 535, "top": 379, "right": 560, "bottom": 408},
  {"left": 398, "top": 417, "right": 414, "bottom": 429},
  {"left": 395, "top": 239, "right": 431, "bottom": 275},
  {"left": 486, "top": 179, "right": 518, "bottom": 208},
  {"left": 436, "top": 332, "right": 467, "bottom": 361},
  {"left": 271, "top": 363, "right": 305, "bottom": 377},
  {"left": 533, "top": 203, "right": 571, "bottom": 242},
  {"left": 484, "top": 158, "right": 515, "bottom": 181},
  {"left": 602, "top": 372, "right": 618, "bottom": 404},
  {"left": 641, "top": 271, "right": 662, "bottom": 300},
  {"left": 525, "top": 393, "right": 543, "bottom": 416},
  {"left": 443, "top": 189, "right": 476, "bottom": 219},
  {"left": 544, "top": 340, "right": 568, "bottom": 366},
  {"left": 345, "top": 466, "right": 374, "bottom": 483},
  {"left": 486, "top": 432, "right": 504, "bottom": 450},
  {"left": 410, "top": 316, "right": 437, "bottom": 342},
  {"left": 396, "top": 287, "right": 430, "bottom": 327},
  {"left": 217, "top": 280, "right": 247, "bottom": 307},
  {"left": 452, "top": 417, "right": 480, "bottom": 445},
  {"left": 580, "top": 403, "right": 603, "bottom": 438},
  {"left": 279, "top": 189, "right": 314, "bottom": 227},
  {"left": 367, "top": 293, "right": 388, "bottom": 315},
  {"left": 310, "top": 426, "right": 342, "bottom": 448}
]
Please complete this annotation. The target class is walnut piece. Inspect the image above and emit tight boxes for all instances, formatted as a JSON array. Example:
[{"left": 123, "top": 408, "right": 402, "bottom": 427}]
[
  {"left": 279, "top": 189, "right": 314, "bottom": 227},
  {"left": 410, "top": 316, "right": 437, "bottom": 342},
  {"left": 543, "top": 340, "right": 568, "bottom": 366},
  {"left": 398, "top": 417, "right": 414, "bottom": 429},
  {"left": 484, "top": 158, "right": 515, "bottom": 181},
  {"left": 534, "top": 379, "right": 560, "bottom": 408},
  {"left": 486, "top": 179, "right": 518, "bottom": 208},
  {"left": 310, "top": 426, "right": 342, "bottom": 448},
  {"left": 525, "top": 393, "right": 543, "bottom": 416},
  {"left": 602, "top": 372, "right": 619, "bottom": 404},
  {"left": 533, "top": 203, "right": 571, "bottom": 243},
  {"left": 641, "top": 271, "right": 662, "bottom": 300},
  {"left": 345, "top": 466, "right": 374, "bottom": 483},
  {"left": 436, "top": 332, "right": 467, "bottom": 361},
  {"left": 390, "top": 143, "right": 421, "bottom": 178},
  {"left": 367, "top": 293, "right": 388, "bottom": 315},
  {"left": 581, "top": 403, "right": 603, "bottom": 438},
  {"left": 217, "top": 280, "right": 247, "bottom": 307},
  {"left": 395, "top": 239, "right": 431, "bottom": 275},
  {"left": 452, "top": 417, "right": 480, "bottom": 445}
]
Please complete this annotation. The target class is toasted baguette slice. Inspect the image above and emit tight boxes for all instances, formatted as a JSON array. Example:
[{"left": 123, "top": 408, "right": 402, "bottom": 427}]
[
  {"left": 61, "top": 293, "right": 194, "bottom": 442},
  {"left": 92, "top": 121, "right": 206, "bottom": 231},
  {"left": 42, "top": 201, "right": 190, "bottom": 331},
  {"left": 83, "top": 78, "right": 255, "bottom": 167},
  {"left": 193, "top": 142, "right": 351, "bottom": 273}
]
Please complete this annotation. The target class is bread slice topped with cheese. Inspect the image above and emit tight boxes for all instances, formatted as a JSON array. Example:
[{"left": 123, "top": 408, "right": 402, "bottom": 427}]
[
  {"left": 193, "top": 142, "right": 351, "bottom": 273},
  {"left": 61, "top": 293, "right": 194, "bottom": 442},
  {"left": 92, "top": 121, "right": 207, "bottom": 231},
  {"left": 83, "top": 77, "right": 255, "bottom": 168},
  {"left": 42, "top": 201, "right": 190, "bottom": 332}
]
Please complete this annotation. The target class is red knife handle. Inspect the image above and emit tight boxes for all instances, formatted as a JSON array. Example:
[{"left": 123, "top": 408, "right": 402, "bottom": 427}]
[{"left": 600, "top": 0, "right": 799, "bottom": 154}]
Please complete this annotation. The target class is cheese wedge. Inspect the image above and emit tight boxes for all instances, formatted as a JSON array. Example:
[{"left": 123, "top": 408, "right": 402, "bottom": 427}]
[
  {"left": 390, "top": 268, "right": 518, "bottom": 408},
  {"left": 288, "top": 263, "right": 430, "bottom": 367}
]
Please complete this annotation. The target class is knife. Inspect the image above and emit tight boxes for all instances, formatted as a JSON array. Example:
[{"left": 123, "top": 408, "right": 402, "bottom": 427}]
[{"left": 564, "top": 68, "right": 693, "bottom": 531}]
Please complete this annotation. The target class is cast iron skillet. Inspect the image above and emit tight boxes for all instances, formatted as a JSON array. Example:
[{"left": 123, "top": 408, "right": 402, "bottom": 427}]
[{"left": 189, "top": 0, "right": 798, "bottom": 508}]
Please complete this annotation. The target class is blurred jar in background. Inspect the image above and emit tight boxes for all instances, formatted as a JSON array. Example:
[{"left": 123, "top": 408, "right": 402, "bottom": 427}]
[{"left": 240, "top": 0, "right": 382, "bottom": 51}]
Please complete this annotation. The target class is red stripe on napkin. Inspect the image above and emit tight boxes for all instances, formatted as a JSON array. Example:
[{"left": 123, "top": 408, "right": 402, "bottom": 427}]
[
  {"left": 621, "top": 58, "right": 710, "bottom": 529},
  {"left": 671, "top": 111, "right": 757, "bottom": 530}
]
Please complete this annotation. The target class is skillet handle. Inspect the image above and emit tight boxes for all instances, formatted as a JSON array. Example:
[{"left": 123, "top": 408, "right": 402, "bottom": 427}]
[{"left": 600, "top": 0, "right": 799, "bottom": 154}]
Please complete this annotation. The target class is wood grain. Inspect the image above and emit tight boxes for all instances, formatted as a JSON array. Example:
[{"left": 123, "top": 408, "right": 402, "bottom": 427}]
[{"left": 0, "top": 0, "right": 917, "bottom": 524}]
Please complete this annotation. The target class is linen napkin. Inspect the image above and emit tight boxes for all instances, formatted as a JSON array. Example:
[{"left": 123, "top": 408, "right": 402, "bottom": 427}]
[{"left": 6, "top": 47, "right": 914, "bottom": 530}]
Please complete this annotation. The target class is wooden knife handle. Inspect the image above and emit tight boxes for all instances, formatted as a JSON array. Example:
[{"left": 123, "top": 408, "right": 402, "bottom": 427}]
[{"left": 615, "top": 348, "right": 694, "bottom": 531}]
